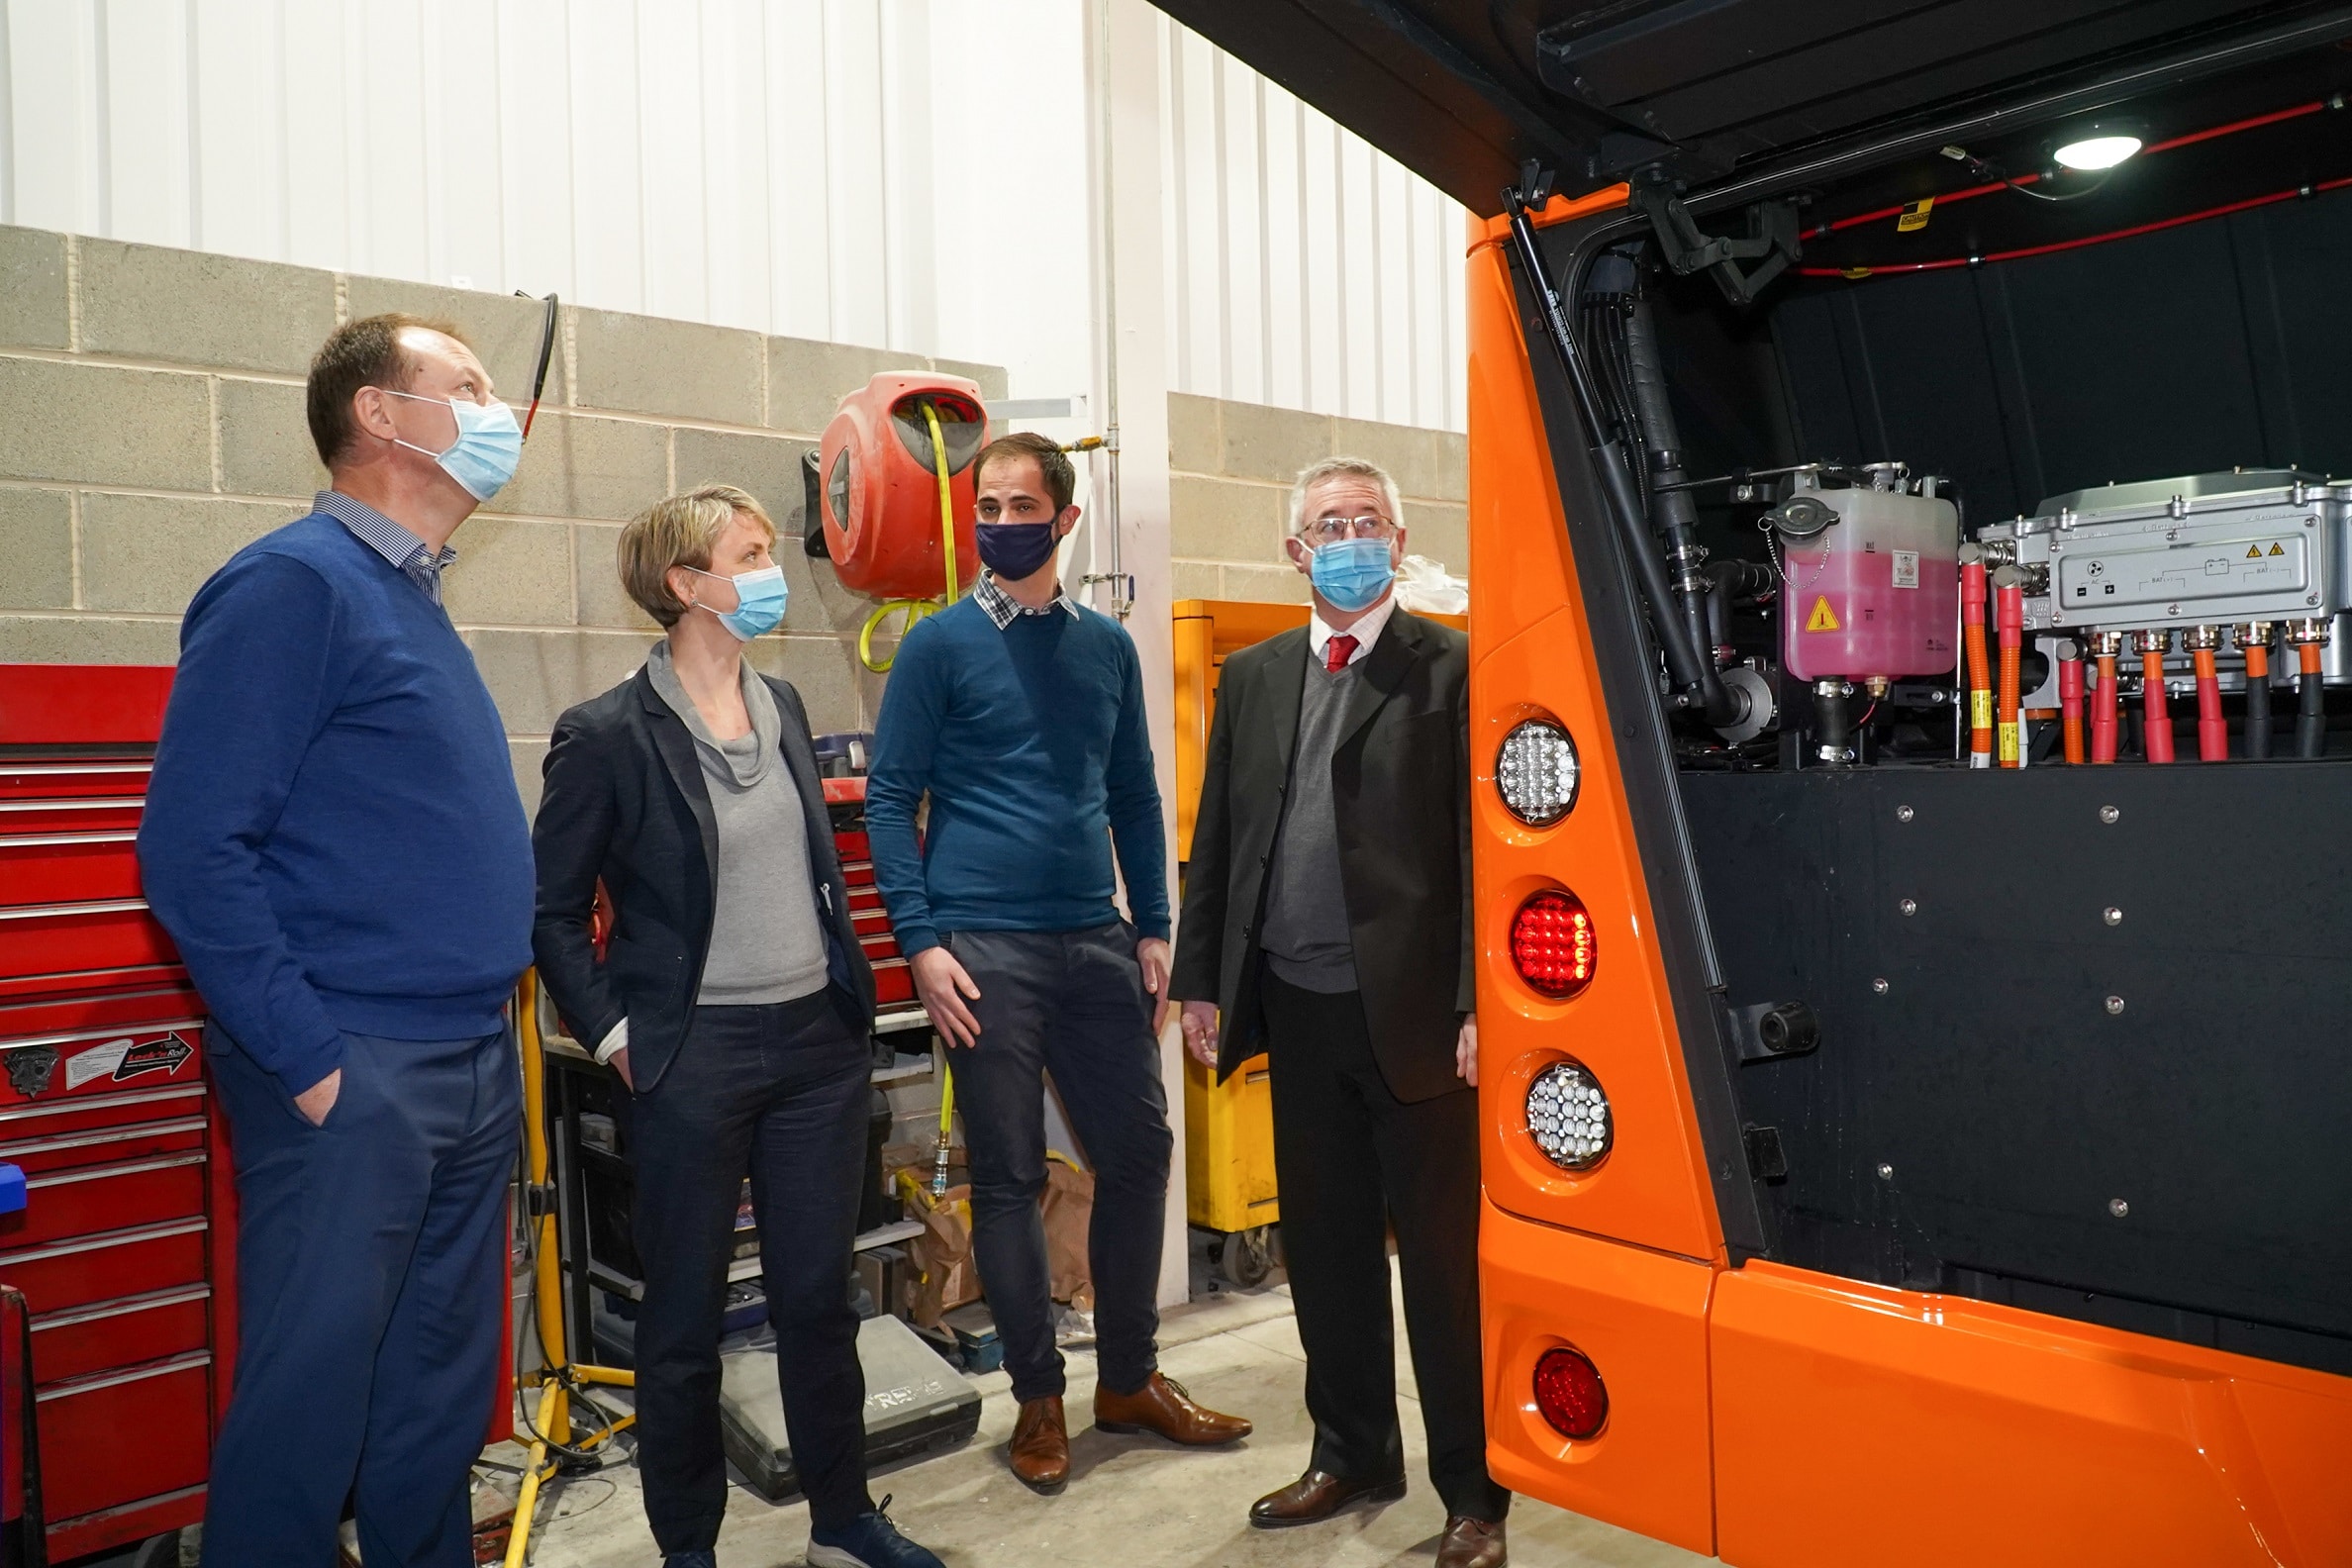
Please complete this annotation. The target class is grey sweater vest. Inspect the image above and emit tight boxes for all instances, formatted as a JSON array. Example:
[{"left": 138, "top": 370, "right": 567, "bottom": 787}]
[{"left": 1260, "top": 657, "right": 1360, "bottom": 993}]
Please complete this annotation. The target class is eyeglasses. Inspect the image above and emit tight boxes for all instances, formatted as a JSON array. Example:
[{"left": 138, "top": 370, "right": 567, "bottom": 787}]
[{"left": 1296, "top": 515, "right": 1399, "bottom": 546}]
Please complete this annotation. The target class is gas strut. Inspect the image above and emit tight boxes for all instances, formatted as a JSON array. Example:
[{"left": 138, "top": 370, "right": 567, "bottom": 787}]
[{"left": 1503, "top": 173, "right": 1725, "bottom": 720}]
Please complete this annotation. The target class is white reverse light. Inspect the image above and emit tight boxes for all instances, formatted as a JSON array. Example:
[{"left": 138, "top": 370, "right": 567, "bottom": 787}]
[
  {"left": 2053, "top": 134, "right": 2141, "bottom": 171},
  {"left": 1525, "top": 1059, "right": 1613, "bottom": 1171},
  {"left": 1497, "top": 718, "right": 1580, "bottom": 827}
]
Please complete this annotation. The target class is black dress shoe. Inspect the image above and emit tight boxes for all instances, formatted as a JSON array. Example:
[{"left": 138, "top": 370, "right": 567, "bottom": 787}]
[{"left": 1247, "top": 1468, "right": 1408, "bottom": 1528}]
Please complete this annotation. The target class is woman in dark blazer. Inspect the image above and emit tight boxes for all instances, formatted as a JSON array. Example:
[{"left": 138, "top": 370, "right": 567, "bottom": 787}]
[{"left": 532, "top": 484, "right": 941, "bottom": 1568}]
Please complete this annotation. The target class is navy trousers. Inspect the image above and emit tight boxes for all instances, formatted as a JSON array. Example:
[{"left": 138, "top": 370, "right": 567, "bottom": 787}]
[
  {"left": 201, "top": 1027, "right": 518, "bottom": 1568},
  {"left": 623, "top": 993, "right": 875, "bottom": 1550},
  {"left": 942, "top": 924, "right": 1173, "bottom": 1404}
]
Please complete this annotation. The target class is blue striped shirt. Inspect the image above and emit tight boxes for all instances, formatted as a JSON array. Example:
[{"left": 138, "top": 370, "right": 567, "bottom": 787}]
[{"left": 314, "top": 490, "right": 457, "bottom": 606}]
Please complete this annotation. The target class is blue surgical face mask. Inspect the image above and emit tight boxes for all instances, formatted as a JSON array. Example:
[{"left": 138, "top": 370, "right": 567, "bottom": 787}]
[
  {"left": 1308, "top": 537, "right": 1396, "bottom": 614},
  {"left": 686, "top": 563, "right": 788, "bottom": 640},
  {"left": 975, "top": 517, "right": 1065, "bottom": 581},
  {"left": 386, "top": 390, "right": 525, "bottom": 501}
]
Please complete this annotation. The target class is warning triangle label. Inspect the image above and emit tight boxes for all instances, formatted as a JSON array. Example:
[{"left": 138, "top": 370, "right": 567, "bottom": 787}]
[
  {"left": 2247, "top": 543, "right": 2263, "bottom": 558},
  {"left": 1805, "top": 596, "right": 1841, "bottom": 633},
  {"left": 2269, "top": 541, "right": 2286, "bottom": 555}
]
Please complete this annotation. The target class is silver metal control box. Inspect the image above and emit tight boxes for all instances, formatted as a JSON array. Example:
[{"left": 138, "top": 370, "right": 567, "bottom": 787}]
[{"left": 1979, "top": 471, "right": 2352, "bottom": 680}]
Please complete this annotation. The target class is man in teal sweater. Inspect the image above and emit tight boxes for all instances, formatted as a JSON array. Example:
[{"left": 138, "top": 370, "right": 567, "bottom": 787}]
[{"left": 867, "top": 433, "right": 1252, "bottom": 1491}]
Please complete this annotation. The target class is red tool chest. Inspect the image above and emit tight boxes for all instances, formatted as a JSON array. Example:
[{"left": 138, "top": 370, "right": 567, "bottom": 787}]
[
  {"left": 0, "top": 664, "right": 239, "bottom": 1561},
  {"left": 820, "top": 778, "right": 915, "bottom": 1007}
]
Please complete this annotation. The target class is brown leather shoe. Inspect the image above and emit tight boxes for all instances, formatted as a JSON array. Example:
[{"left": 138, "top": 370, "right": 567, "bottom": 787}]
[
  {"left": 1092, "top": 1372, "right": 1253, "bottom": 1445},
  {"left": 1247, "top": 1468, "right": 1408, "bottom": 1529},
  {"left": 1009, "top": 1396, "right": 1069, "bottom": 1492},
  {"left": 1435, "top": 1515, "right": 1508, "bottom": 1568}
]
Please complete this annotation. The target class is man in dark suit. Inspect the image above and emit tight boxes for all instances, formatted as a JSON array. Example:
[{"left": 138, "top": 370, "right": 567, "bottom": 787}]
[{"left": 1170, "top": 456, "right": 1507, "bottom": 1568}]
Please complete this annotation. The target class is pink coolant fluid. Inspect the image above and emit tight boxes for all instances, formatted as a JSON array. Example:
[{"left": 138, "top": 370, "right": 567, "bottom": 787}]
[{"left": 1779, "top": 476, "right": 1960, "bottom": 682}]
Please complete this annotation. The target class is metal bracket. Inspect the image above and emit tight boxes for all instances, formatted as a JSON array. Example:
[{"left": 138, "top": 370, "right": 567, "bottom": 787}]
[
  {"left": 1631, "top": 180, "right": 1803, "bottom": 307},
  {"left": 1728, "top": 1000, "right": 1821, "bottom": 1063}
]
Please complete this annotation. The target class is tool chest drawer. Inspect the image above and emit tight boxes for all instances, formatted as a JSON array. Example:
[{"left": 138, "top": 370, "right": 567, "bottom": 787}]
[
  {"left": 0, "top": 834, "right": 146, "bottom": 908},
  {"left": 4, "top": 1152, "right": 208, "bottom": 1249},
  {"left": 0, "top": 797, "right": 145, "bottom": 834},
  {"left": 30, "top": 1285, "right": 210, "bottom": 1385},
  {"left": 0, "top": 901, "right": 179, "bottom": 980},
  {"left": 0, "top": 760, "right": 153, "bottom": 801},
  {"left": 35, "top": 1352, "right": 213, "bottom": 1524},
  {"left": 0, "top": 1218, "right": 209, "bottom": 1316}
]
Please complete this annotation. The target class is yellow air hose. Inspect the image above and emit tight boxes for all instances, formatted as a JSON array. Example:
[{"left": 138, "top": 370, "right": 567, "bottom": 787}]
[{"left": 857, "top": 399, "right": 964, "bottom": 672}]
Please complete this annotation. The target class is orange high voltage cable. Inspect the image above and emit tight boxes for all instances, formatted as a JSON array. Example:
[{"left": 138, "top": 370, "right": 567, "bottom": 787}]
[
  {"left": 2057, "top": 641, "right": 2086, "bottom": 764},
  {"left": 2295, "top": 629, "right": 2328, "bottom": 758},
  {"left": 2188, "top": 628, "right": 2227, "bottom": 761},
  {"left": 1961, "top": 546, "right": 1992, "bottom": 768},
  {"left": 1992, "top": 566, "right": 2023, "bottom": 767},
  {"left": 2090, "top": 633, "right": 2121, "bottom": 763},
  {"left": 2139, "top": 631, "right": 2176, "bottom": 764}
]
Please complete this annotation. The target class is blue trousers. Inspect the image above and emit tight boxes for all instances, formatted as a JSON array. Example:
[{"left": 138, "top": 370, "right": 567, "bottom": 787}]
[
  {"left": 201, "top": 1028, "right": 518, "bottom": 1568},
  {"left": 941, "top": 924, "right": 1172, "bottom": 1404}
]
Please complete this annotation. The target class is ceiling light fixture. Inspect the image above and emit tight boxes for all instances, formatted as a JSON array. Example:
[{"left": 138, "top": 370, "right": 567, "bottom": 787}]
[{"left": 2052, "top": 122, "right": 2145, "bottom": 171}]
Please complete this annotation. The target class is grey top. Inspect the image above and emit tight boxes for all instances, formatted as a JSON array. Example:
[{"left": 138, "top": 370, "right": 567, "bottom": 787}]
[
  {"left": 1260, "top": 656, "right": 1361, "bottom": 993},
  {"left": 646, "top": 641, "right": 830, "bottom": 1007}
]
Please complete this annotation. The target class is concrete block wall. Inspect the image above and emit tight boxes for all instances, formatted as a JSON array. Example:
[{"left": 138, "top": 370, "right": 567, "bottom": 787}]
[
  {"left": 1166, "top": 391, "right": 1468, "bottom": 605},
  {"left": 0, "top": 225, "right": 1003, "bottom": 810}
]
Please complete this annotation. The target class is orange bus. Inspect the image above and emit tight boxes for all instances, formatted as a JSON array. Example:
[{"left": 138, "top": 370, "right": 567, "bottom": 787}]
[{"left": 1163, "top": 4, "right": 2352, "bottom": 1563}]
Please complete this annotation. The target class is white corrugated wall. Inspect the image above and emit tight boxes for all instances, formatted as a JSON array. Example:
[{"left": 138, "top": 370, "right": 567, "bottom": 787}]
[{"left": 0, "top": 0, "right": 1467, "bottom": 431}]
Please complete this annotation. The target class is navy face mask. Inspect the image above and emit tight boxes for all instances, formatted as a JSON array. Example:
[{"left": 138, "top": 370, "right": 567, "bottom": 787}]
[{"left": 975, "top": 517, "right": 1062, "bottom": 581}]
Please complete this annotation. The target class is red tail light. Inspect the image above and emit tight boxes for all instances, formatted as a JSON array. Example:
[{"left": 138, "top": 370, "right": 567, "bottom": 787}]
[
  {"left": 1511, "top": 889, "right": 1597, "bottom": 998},
  {"left": 1532, "top": 1345, "right": 1608, "bottom": 1439}
]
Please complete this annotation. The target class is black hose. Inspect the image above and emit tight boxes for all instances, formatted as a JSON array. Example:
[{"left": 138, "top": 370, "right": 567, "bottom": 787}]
[
  {"left": 2246, "top": 659, "right": 2273, "bottom": 759},
  {"left": 2297, "top": 666, "right": 2326, "bottom": 758},
  {"left": 1706, "top": 560, "right": 1774, "bottom": 665},
  {"left": 1504, "top": 194, "right": 1715, "bottom": 699},
  {"left": 1622, "top": 291, "right": 1738, "bottom": 726},
  {"left": 1813, "top": 682, "right": 1854, "bottom": 767}
]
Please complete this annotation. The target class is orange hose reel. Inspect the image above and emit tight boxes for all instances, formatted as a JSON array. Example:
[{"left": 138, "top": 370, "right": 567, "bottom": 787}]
[{"left": 816, "top": 372, "right": 989, "bottom": 600}]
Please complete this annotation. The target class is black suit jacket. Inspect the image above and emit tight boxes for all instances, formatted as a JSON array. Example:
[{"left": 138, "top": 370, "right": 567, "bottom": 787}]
[
  {"left": 1170, "top": 608, "right": 1473, "bottom": 1104},
  {"left": 531, "top": 664, "right": 875, "bottom": 1093}
]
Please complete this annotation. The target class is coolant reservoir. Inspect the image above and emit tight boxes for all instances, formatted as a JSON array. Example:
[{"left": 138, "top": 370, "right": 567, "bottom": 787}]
[{"left": 1777, "top": 468, "right": 1960, "bottom": 682}]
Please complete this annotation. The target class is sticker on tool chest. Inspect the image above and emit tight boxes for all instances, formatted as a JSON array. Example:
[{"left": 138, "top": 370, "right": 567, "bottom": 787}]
[{"left": 64, "top": 1030, "right": 195, "bottom": 1091}]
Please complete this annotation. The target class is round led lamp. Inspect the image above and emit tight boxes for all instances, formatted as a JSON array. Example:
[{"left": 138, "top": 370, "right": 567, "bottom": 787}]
[
  {"left": 1532, "top": 1344, "right": 1609, "bottom": 1440},
  {"left": 1497, "top": 718, "right": 1580, "bottom": 827},
  {"left": 1510, "top": 888, "right": 1597, "bottom": 999},
  {"left": 2051, "top": 120, "right": 2146, "bottom": 172},
  {"left": 1525, "top": 1057, "right": 1613, "bottom": 1170}
]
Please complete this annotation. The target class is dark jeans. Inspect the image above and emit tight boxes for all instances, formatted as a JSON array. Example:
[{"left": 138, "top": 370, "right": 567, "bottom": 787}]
[
  {"left": 625, "top": 992, "right": 874, "bottom": 1550},
  {"left": 943, "top": 924, "right": 1173, "bottom": 1403},
  {"left": 202, "top": 1027, "right": 518, "bottom": 1568},
  {"left": 1260, "top": 969, "right": 1509, "bottom": 1522}
]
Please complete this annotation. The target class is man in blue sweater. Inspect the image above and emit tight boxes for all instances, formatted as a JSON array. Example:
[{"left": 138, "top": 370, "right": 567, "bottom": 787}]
[
  {"left": 139, "top": 314, "right": 536, "bottom": 1568},
  {"left": 868, "top": 433, "right": 1251, "bottom": 1491}
]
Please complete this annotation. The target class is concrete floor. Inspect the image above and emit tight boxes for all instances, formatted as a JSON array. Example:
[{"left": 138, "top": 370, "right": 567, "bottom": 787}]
[{"left": 511, "top": 1269, "right": 1710, "bottom": 1568}]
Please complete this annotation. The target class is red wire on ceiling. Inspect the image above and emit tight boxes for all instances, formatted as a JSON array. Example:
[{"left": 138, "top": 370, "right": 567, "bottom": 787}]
[
  {"left": 1797, "top": 174, "right": 2352, "bottom": 279},
  {"left": 1799, "top": 97, "right": 2338, "bottom": 269}
]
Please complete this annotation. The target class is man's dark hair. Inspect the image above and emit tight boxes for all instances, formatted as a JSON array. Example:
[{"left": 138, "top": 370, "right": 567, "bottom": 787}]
[
  {"left": 974, "top": 431, "right": 1076, "bottom": 515},
  {"left": 306, "top": 312, "right": 471, "bottom": 467}
]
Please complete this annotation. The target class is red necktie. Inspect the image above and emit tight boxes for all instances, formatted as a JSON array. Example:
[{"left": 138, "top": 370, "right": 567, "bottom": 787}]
[{"left": 1324, "top": 634, "right": 1358, "bottom": 673}]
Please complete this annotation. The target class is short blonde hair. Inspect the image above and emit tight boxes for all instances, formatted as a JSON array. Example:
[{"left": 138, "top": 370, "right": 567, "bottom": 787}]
[
  {"left": 1289, "top": 455, "right": 1403, "bottom": 537},
  {"left": 618, "top": 483, "right": 777, "bottom": 628}
]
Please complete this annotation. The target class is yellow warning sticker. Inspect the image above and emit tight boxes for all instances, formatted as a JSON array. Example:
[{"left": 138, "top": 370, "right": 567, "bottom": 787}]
[
  {"left": 2270, "top": 541, "right": 2286, "bottom": 555},
  {"left": 1998, "top": 722, "right": 2019, "bottom": 764},
  {"left": 2247, "top": 543, "right": 2264, "bottom": 559},
  {"left": 1840, "top": 266, "right": 1873, "bottom": 280},
  {"left": 1897, "top": 197, "right": 1934, "bottom": 233},
  {"left": 1971, "top": 690, "right": 1993, "bottom": 729},
  {"left": 1805, "top": 596, "right": 1842, "bottom": 633}
]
